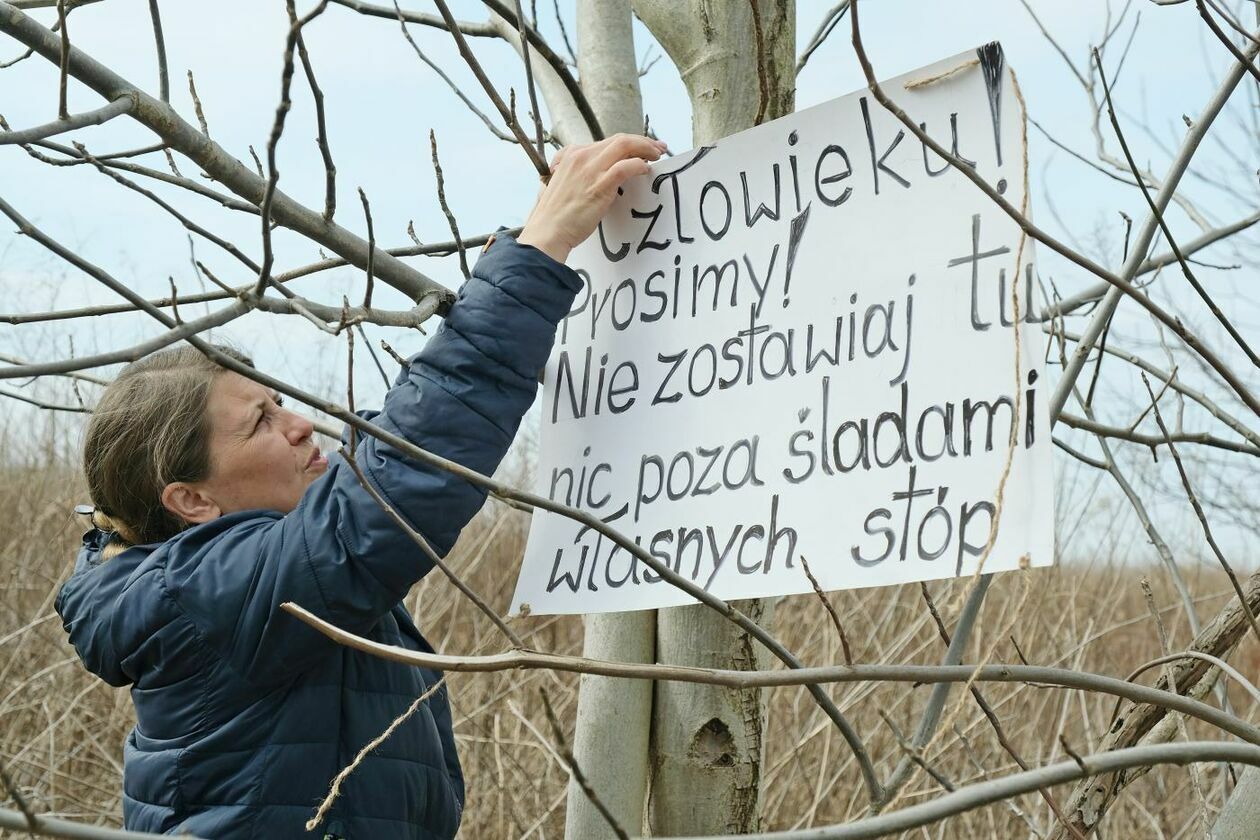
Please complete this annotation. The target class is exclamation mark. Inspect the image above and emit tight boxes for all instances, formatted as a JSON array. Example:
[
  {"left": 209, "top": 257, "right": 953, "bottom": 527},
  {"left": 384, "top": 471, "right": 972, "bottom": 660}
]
[
  {"left": 782, "top": 203, "right": 812, "bottom": 307},
  {"left": 977, "top": 42, "right": 1006, "bottom": 168}
]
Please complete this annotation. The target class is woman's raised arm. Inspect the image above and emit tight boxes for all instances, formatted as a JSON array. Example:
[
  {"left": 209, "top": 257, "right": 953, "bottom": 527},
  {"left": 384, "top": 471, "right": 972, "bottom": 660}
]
[{"left": 163, "top": 134, "right": 666, "bottom": 682}]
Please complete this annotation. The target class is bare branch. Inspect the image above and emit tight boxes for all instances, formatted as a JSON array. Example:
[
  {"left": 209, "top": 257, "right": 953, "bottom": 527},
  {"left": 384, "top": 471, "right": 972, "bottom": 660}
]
[
  {"left": 0, "top": 230, "right": 506, "bottom": 326},
  {"left": 0, "top": 386, "right": 89, "bottom": 412},
  {"left": 917, "top": 584, "right": 1086, "bottom": 839},
  {"left": 295, "top": 28, "right": 336, "bottom": 222},
  {"left": 1059, "top": 410, "right": 1260, "bottom": 456},
  {"left": 796, "top": 1, "right": 848, "bottom": 74},
  {"left": 55, "top": 0, "right": 68, "bottom": 117},
  {"left": 0, "top": 1, "right": 451, "bottom": 306},
  {"left": 1094, "top": 46, "right": 1260, "bottom": 368},
  {"left": 392, "top": 2, "right": 515, "bottom": 143},
  {"left": 255, "top": 0, "right": 330, "bottom": 296},
  {"left": 0, "top": 353, "right": 106, "bottom": 384},
  {"left": 0, "top": 805, "right": 194, "bottom": 839},
  {"left": 428, "top": 0, "right": 549, "bottom": 178},
  {"left": 1198, "top": 0, "right": 1260, "bottom": 83},
  {"left": 146, "top": 0, "right": 168, "bottom": 102},
  {"left": 25, "top": 138, "right": 260, "bottom": 213},
  {"left": 0, "top": 302, "right": 251, "bottom": 379},
  {"left": 877, "top": 574, "right": 991, "bottom": 808},
  {"left": 798, "top": 555, "right": 853, "bottom": 665},
  {"left": 1042, "top": 207, "right": 1260, "bottom": 321},
  {"left": 657, "top": 744, "right": 1260, "bottom": 840},
  {"left": 429, "top": 130, "right": 469, "bottom": 280},
  {"left": 1053, "top": 326, "right": 1260, "bottom": 449},
  {"left": 358, "top": 186, "right": 375, "bottom": 307},
  {"left": 0, "top": 94, "right": 132, "bottom": 144},
  {"left": 1128, "top": 650, "right": 1260, "bottom": 706},
  {"left": 510, "top": 0, "right": 546, "bottom": 156},
  {"left": 277, "top": 601, "right": 1260, "bottom": 746},
  {"left": 9, "top": 0, "right": 102, "bottom": 7},
  {"left": 331, "top": 0, "right": 603, "bottom": 141}
]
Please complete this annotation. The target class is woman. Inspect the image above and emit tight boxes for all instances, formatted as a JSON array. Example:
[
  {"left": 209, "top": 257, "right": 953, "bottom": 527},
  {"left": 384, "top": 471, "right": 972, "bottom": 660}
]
[{"left": 56, "top": 134, "right": 666, "bottom": 839}]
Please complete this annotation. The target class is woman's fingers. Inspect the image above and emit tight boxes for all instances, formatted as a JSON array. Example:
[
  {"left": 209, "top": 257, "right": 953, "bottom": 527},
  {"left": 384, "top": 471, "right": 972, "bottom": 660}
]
[
  {"left": 590, "top": 133, "right": 666, "bottom": 174},
  {"left": 595, "top": 156, "right": 652, "bottom": 197},
  {"left": 519, "top": 133, "right": 665, "bottom": 264}
]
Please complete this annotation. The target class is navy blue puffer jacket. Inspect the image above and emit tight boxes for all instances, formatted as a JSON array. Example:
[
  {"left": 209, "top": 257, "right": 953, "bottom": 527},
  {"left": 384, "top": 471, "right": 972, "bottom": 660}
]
[{"left": 55, "top": 235, "right": 580, "bottom": 839}]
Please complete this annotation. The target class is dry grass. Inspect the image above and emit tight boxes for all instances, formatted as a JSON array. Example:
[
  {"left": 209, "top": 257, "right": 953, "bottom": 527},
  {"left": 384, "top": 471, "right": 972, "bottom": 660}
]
[{"left": 0, "top": 443, "right": 1254, "bottom": 839}]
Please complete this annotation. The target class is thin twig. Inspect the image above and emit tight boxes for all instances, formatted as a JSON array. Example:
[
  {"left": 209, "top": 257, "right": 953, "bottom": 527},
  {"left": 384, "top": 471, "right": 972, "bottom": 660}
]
[
  {"left": 358, "top": 187, "right": 375, "bottom": 308},
  {"left": 511, "top": 0, "right": 546, "bottom": 157},
  {"left": 0, "top": 95, "right": 132, "bottom": 144},
  {"left": 878, "top": 711, "right": 955, "bottom": 793},
  {"left": 305, "top": 676, "right": 447, "bottom": 831},
  {"left": 55, "top": 0, "right": 68, "bottom": 118},
  {"left": 1059, "top": 411, "right": 1259, "bottom": 457},
  {"left": 146, "top": 0, "right": 168, "bottom": 101},
  {"left": 393, "top": 1, "right": 514, "bottom": 143},
  {"left": 538, "top": 688, "right": 629, "bottom": 840},
  {"left": 918, "top": 583, "right": 1087, "bottom": 839},
  {"left": 1139, "top": 578, "right": 1212, "bottom": 836},
  {"left": 296, "top": 29, "right": 336, "bottom": 222},
  {"left": 255, "top": 1, "right": 331, "bottom": 296},
  {"left": 356, "top": 324, "right": 390, "bottom": 387},
  {"left": 330, "top": 0, "right": 602, "bottom": 140},
  {"left": 340, "top": 448, "right": 525, "bottom": 648},
  {"left": 797, "top": 1, "right": 848, "bottom": 74},
  {"left": 186, "top": 70, "right": 209, "bottom": 136},
  {"left": 428, "top": 0, "right": 550, "bottom": 177},
  {"left": 429, "top": 130, "right": 469, "bottom": 280},
  {"left": 799, "top": 555, "right": 852, "bottom": 665},
  {"left": 1198, "top": 0, "right": 1260, "bottom": 83}
]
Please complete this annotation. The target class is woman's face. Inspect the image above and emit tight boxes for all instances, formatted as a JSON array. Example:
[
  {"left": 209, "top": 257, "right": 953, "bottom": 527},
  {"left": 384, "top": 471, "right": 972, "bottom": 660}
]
[{"left": 166, "top": 372, "right": 329, "bottom": 522}]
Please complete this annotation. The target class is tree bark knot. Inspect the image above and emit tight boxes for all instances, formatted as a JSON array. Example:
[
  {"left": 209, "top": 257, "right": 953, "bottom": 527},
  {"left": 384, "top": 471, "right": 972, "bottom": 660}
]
[{"left": 690, "top": 717, "right": 737, "bottom": 768}]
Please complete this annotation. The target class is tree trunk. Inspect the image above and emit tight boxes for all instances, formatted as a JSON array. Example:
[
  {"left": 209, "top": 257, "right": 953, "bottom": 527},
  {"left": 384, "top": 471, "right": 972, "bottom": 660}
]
[
  {"left": 629, "top": 1, "right": 795, "bottom": 833},
  {"left": 1212, "top": 767, "right": 1260, "bottom": 839},
  {"left": 561, "top": 4, "right": 655, "bottom": 839}
]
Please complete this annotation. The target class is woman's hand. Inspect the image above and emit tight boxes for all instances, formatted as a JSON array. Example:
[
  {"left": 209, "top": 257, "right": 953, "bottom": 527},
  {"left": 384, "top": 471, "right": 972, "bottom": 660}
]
[{"left": 518, "top": 133, "right": 668, "bottom": 264}]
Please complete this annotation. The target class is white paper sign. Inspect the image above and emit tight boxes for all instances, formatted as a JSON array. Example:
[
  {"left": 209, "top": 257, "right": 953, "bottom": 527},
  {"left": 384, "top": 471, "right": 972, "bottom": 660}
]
[{"left": 512, "top": 44, "right": 1055, "bottom": 616}]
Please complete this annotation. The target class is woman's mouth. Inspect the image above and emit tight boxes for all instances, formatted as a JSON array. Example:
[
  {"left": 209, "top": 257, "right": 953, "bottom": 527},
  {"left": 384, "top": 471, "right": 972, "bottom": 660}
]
[{"left": 306, "top": 450, "right": 328, "bottom": 470}]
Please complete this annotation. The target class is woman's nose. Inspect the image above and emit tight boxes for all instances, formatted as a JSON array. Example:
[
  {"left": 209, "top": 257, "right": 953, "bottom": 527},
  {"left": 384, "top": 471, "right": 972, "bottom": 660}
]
[{"left": 284, "top": 410, "right": 315, "bottom": 445}]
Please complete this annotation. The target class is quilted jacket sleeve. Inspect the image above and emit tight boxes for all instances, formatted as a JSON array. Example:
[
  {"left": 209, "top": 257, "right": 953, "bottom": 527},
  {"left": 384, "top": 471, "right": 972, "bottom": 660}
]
[{"left": 164, "top": 234, "right": 581, "bottom": 682}]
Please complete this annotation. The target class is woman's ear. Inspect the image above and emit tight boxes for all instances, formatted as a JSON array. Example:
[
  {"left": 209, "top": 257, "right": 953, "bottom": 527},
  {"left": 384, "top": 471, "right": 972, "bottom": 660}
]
[{"left": 161, "top": 482, "right": 222, "bottom": 526}]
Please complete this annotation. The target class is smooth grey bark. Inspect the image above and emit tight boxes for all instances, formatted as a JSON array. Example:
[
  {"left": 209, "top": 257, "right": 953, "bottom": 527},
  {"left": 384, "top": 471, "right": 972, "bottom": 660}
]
[
  {"left": 1212, "top": 763, "right": 1260, "bottom": 839},
  {"left": 630, "top": 1, "right": 795, "bottom": 833},
  {"left": 562, "top": 3, "right": 654, "bottom": 839}
]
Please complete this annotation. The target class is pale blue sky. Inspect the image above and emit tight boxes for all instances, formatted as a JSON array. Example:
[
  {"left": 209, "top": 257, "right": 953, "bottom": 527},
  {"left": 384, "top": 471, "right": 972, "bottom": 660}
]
[{"left": 2, "top": 0, "right": 1257, "bottom": 557}]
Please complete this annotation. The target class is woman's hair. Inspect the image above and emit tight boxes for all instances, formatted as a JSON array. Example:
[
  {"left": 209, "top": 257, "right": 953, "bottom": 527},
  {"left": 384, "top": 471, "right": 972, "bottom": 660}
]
[{"left": 84, "top": 344, "right": 253, "bottom": 560}]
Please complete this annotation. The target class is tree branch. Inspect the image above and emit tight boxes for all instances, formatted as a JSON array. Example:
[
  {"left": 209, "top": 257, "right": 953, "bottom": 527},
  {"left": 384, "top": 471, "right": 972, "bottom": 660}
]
[
  {"left": 0, "top": 1, "right": 452, "bottom": 307},
  {"left": 0, "top": 94, "right": 132, "bottom": 143},
  {"left": 277, "top": 602, "right": 1260, "bottom": 746},
  {"left": 654, "top": 744, "right": 1260, "bottom": 840}
]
